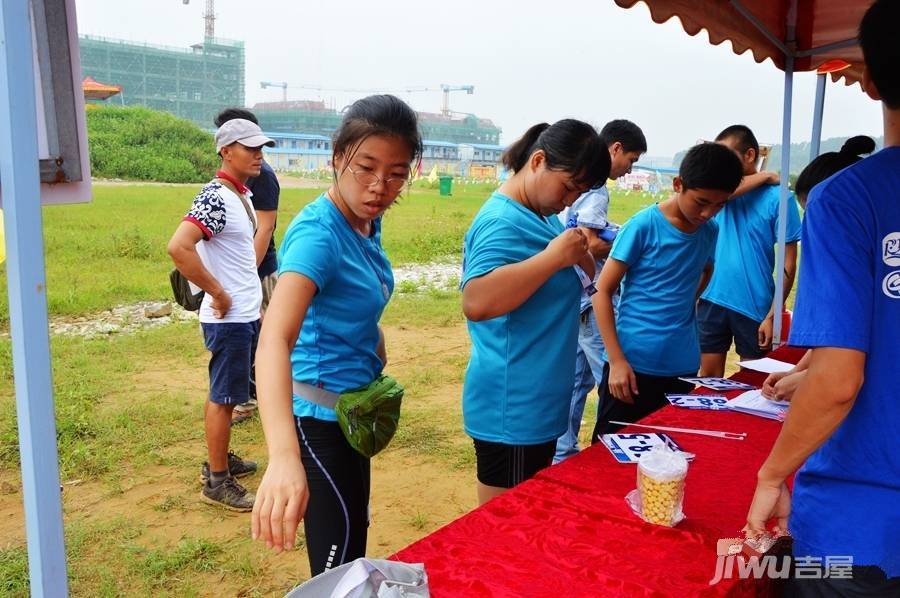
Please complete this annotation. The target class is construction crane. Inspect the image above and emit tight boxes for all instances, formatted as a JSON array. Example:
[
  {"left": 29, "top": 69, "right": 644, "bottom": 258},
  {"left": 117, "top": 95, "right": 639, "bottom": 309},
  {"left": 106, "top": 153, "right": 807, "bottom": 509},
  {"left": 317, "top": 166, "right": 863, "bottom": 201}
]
[
  {"left": 182, "top": 0, "right": 216, "bottom": 39},
  {"left": 440, "top": 84, "right": 474, "bottom": 117},
  {"left": 260, "top": 81, "right": 288, "bottom": 102},
  {"left": 257, "top": 82, "right": 475, "bottom": 116}
]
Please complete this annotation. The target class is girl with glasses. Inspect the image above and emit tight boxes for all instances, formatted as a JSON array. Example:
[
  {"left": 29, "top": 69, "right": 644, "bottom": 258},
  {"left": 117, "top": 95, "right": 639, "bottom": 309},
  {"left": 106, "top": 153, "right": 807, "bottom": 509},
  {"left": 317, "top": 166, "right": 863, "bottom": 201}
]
[{"left": 251, "top": 95, "right": 422, "bottom": 575}]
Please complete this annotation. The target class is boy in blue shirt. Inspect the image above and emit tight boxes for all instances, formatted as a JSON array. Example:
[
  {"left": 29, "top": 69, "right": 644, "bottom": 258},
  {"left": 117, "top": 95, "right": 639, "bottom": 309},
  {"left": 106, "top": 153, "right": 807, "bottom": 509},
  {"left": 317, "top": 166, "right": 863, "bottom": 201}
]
[
  {"left": 745, "top": 2, "right": 900, "bottom": 593},
  {"left": 698, "top": 124, "right": 802, "bottom": 377},
  {"left": 590, "top": 143, "right": 743, "bottom": 438},
  {"left": 554, "top": 119, "right": 647, "bottom": 463}
]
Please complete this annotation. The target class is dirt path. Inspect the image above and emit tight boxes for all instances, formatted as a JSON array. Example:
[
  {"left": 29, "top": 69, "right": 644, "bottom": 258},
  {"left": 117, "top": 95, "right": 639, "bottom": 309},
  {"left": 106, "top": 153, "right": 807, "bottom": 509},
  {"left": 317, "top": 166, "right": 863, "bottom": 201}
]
[
  {"left": 275, "top": 176, "right": 328, "bottom": 190},
  {"left": 0, "top": 323, "right": 474, "bottom": 596},
  {"left": 0, "top": 313, "right": 744, "bottom": 595},
  {"left": 40, "top": 261, "right": 461, "bottom": 339}
]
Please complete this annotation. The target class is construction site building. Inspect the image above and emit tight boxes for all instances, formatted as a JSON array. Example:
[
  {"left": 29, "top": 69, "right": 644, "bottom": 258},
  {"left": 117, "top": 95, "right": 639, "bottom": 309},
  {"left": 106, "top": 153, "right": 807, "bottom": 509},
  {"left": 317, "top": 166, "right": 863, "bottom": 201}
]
[
  {"left": 79, "top": 35, "right": 245, "bottom": 128},
  {"left": 262, "top": 131, "right": 503, "bottom": 178},
  {"left": 253, "top": 101, "right": 501, "bottom": 145}
]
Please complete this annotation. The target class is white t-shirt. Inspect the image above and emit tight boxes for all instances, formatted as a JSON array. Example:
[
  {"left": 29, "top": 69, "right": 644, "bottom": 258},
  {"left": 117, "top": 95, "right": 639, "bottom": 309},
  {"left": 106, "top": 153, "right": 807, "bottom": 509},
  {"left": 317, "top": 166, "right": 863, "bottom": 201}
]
[{"left": 184, "top": 181, "right": 262, "bottom": 323}]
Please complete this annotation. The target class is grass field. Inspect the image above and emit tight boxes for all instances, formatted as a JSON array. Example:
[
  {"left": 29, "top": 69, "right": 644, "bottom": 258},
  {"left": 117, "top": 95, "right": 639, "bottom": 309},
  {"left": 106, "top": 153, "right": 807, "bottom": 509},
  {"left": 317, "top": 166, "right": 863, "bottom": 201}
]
[
  {"left": 0, "top": 182, "right": 655, "bottom": 321},
  {"left": 0, "top": 182, "right": 754, "bottom": 596}
]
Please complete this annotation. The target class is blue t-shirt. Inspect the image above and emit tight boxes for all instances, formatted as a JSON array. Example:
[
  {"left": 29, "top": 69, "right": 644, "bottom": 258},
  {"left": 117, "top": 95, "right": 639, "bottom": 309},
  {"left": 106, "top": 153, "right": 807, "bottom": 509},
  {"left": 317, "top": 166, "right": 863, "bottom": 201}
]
[
  {"left": 278, "top": 195, "right": 393, "bottom": 420},
  {"left": 787, "top": 147, "right": 900, "bottom": 577},
  {"left": 558, "top": 184, "right": 615, "bottom": 313},
  {"left": 461, "top": 192, "right": 581, "bottom": 444},
  {"left": 607, "top": 204, "right": 718, "bottom": 376},
  {"left": 701, "top": 184, "right": 802, "bottom": 322},
  {"left": 247, "top": 161, "right": 281, "bottom": 278}
]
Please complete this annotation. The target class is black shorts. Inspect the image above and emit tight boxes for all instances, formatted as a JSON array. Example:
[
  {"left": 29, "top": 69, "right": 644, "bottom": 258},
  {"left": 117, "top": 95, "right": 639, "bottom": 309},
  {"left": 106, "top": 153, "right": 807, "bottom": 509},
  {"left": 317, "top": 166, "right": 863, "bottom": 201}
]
[
  {"left": 591, "top": 363, "right": 695, "bottom": 440},
  {"left": 697, "top": 299, "right": 767, "bottom": 359},
  {"left": 473, "top": 438, "right": 556, "bottom": 489}
]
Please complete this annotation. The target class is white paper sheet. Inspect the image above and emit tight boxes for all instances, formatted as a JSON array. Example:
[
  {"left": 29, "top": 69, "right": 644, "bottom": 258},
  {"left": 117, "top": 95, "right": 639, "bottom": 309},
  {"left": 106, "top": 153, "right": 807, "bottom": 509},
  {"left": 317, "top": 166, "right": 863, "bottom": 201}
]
[
  {"left": 678, "top": 377, "right": 757, "bottom": 391},
  {"left": 736, "top": 358, "right": 795, "bottom": 375},
  {"left": 727, "top": 390, "right": 790, "bottom": 421}
]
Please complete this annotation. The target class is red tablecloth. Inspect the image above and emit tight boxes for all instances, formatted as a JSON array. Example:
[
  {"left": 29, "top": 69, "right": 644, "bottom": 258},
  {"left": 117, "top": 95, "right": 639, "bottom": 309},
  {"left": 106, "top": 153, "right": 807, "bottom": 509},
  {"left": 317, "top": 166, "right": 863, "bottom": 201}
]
[{"left": 392, "top": 347, "right": 807, "bottom": 597}]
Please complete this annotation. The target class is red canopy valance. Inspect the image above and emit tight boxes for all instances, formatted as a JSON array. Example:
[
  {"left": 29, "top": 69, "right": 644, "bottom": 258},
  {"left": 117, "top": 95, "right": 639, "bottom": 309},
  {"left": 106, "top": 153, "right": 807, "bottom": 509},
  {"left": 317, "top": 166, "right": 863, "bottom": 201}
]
[{"left": 613, "top": 0, "right": 872, "bottom": 85}]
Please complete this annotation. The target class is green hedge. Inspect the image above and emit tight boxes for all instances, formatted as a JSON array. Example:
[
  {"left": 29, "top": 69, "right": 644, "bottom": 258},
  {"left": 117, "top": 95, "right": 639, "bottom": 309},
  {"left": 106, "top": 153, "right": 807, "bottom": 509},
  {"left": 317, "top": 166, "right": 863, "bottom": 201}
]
[{"left": 86, "top": 106, "right": 219, "bottom": 183}]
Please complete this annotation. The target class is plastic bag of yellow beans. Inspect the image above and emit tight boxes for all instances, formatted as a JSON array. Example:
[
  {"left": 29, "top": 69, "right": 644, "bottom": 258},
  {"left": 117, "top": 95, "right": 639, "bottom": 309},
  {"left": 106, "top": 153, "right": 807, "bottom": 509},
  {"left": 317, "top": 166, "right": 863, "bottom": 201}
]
[{"left": 626, "top": 444, "right": 688, "bottom": 527}]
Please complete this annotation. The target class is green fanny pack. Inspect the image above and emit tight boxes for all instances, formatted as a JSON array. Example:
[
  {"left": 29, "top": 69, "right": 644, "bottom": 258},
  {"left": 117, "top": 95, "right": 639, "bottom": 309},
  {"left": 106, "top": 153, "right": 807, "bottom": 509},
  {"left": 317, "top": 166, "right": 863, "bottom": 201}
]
[{"left": 293, "top": 375, "right": 404, "bottom": 458}]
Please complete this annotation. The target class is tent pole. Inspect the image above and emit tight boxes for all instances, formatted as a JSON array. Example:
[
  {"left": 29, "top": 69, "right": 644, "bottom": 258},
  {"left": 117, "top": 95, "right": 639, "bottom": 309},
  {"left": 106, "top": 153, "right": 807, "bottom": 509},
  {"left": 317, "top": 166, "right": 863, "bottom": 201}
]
[
  {"left": 730, "top": 0, "right": 789, "bottom": 55},
  {"left": 773, "top": 55, "right": 794, "bottom": 346},
  {"left": 0, "top": 1, "right": 69, "bottom": 595},
  {"left": 810, "top": 73, "right": 826, "bottom": 160}
]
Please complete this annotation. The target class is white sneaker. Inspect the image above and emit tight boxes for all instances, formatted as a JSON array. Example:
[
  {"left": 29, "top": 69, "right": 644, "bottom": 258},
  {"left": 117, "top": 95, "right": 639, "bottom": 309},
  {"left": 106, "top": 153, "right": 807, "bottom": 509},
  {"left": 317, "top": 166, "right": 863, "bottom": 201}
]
[{"left": 233, "top": 398, "right": 257, "bottom": 415}]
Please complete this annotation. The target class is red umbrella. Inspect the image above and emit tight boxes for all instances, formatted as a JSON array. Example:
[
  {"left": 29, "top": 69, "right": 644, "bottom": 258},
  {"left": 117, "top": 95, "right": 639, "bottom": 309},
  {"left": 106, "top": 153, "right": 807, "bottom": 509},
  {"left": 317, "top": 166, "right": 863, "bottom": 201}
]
[{"left": 82, "top": 76, "right": 122, "bottom": 101}]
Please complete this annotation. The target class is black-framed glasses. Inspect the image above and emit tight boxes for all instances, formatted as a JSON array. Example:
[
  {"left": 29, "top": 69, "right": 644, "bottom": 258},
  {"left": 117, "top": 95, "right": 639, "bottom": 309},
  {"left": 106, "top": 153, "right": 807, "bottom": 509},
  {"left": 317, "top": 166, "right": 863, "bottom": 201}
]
[{"left": 345, "top": 164, "right": 409, "bottom": 191}]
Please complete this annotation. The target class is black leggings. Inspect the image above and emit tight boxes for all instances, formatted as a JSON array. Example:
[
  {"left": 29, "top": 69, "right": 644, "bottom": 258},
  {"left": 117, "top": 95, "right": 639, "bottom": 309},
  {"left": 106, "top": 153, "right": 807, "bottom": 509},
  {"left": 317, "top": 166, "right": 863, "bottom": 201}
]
[{"left": 295, "top": 417, "right": 370, "bottom": 576}]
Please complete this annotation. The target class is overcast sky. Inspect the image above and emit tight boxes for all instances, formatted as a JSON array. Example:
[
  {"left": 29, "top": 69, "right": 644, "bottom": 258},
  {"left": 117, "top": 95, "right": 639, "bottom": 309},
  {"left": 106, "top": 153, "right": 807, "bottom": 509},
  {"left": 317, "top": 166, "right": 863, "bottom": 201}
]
[{"left": 75, "top": 0, "right": 884, "bottom": 157}]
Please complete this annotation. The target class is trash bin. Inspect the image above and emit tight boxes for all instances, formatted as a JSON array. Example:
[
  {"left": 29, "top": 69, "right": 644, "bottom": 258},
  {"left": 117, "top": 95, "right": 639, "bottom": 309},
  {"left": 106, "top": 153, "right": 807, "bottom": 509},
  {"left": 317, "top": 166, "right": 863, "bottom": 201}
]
[{"left": 438, "top": 175, "right": 453, "bottom": 196}]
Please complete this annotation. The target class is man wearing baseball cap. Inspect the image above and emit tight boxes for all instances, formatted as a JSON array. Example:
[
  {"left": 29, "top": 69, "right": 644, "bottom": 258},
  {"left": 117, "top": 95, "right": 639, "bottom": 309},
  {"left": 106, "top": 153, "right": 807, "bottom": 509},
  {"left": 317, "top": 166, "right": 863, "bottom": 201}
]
[
  {"left": 167, "top": 118, "right": 274, "bottom": 511},
  {"left": 214, "top": 108, "right": 282, "bottom": 425}
]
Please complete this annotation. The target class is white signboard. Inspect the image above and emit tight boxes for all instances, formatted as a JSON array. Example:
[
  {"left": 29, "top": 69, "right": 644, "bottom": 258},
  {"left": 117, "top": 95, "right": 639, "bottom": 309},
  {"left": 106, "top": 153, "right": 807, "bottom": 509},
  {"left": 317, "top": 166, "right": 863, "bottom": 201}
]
[
  {"left": 0, "top": 0, "right": 92, "bottom": 206},
  {"left": 600, "top": 433, "right": 688, "bottom": 464}
]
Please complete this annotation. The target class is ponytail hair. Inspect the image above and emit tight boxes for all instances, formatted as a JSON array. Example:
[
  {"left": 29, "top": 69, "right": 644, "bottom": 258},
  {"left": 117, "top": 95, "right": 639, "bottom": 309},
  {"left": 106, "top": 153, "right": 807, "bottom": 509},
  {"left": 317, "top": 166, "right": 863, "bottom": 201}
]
[
  {"left": 795, "top": 135, "right": 876, "bottom": 201},
  {"left": 839, "top": 135, "right": 877, "bottom": 157},
  {"left": 501, "top": 119, "right": 611, "bottom": 189},
  {"left": 502, "top": 123, "right": 551, "bottom": 173}
]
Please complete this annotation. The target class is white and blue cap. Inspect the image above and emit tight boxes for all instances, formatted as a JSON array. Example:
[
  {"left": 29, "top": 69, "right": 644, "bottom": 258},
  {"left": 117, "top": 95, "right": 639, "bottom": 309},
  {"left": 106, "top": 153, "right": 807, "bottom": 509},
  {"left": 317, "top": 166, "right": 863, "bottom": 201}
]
[{"left": 215, "top": 118, "right": 275, "bottom": 153}]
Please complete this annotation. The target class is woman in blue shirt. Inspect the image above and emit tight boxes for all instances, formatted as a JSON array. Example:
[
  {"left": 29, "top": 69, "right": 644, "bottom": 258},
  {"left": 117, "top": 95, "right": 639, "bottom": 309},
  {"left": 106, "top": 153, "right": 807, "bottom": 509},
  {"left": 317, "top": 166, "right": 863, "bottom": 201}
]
[
  {"left": 250, "top": 95, "right": 422, "bottom": 575},
  {"left": 461, "top": 120, "right": 610, "bottom": 504}
]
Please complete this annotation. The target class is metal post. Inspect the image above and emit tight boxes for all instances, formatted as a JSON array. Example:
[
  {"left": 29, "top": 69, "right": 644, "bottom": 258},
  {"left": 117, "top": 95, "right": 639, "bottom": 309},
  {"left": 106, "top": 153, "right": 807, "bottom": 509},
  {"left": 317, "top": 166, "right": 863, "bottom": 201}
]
[
  {"left": 773, "top": 56, "right": 794, "bottom": 346},
  {"left": 772, "top": 0, "right": 798, "bottom": 347},
  {"left": 810, "top": 73, "right": 827, "bottom": 160},
  {"left": 0, "top": 1, "right": 69, "bottom": 596}
]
